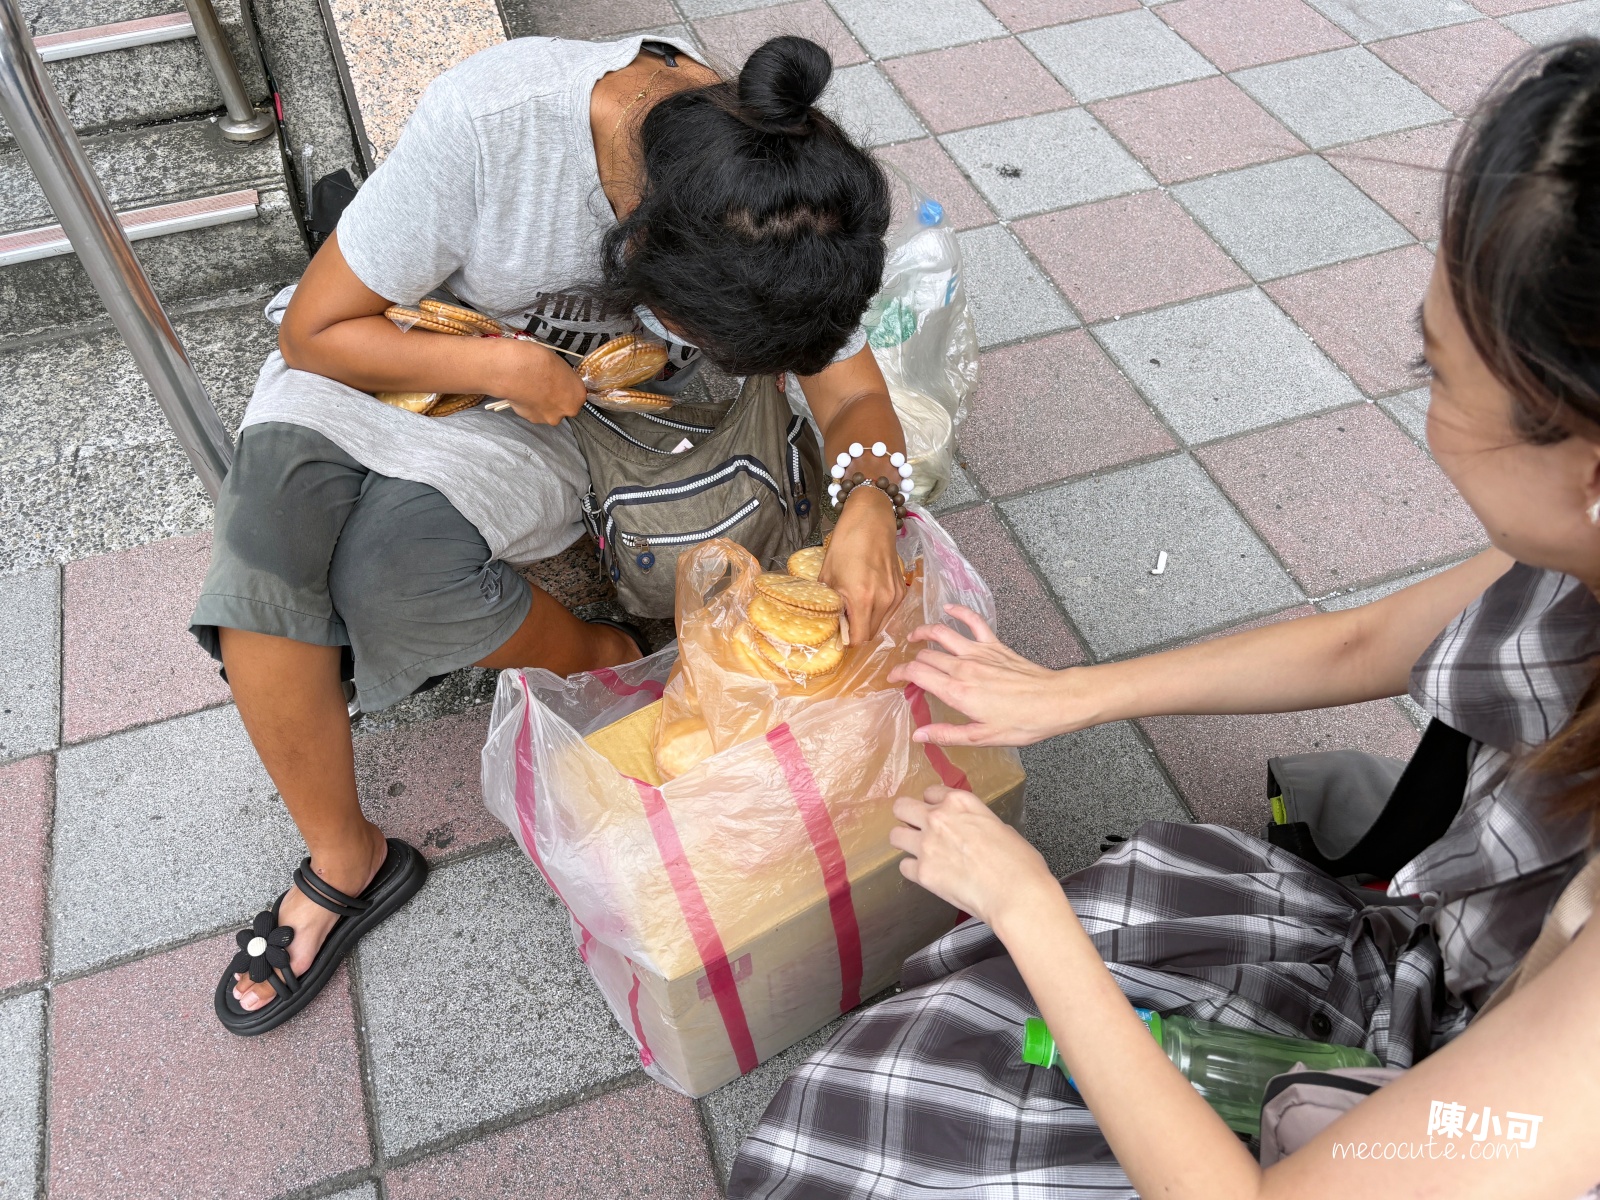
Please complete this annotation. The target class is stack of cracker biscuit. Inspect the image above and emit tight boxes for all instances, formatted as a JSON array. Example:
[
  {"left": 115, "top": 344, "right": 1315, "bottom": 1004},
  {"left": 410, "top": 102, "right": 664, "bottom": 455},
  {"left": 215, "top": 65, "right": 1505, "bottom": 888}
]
[{"left": 736, "top": 549, "right": 845, "bottom": 686}]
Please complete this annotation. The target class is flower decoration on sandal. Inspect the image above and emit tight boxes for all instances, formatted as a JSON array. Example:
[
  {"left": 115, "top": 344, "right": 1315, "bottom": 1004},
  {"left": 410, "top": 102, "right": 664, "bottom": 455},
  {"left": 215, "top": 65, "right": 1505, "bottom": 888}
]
[{"left": 230, "top": 910, "right": 295, "bottom": 985}]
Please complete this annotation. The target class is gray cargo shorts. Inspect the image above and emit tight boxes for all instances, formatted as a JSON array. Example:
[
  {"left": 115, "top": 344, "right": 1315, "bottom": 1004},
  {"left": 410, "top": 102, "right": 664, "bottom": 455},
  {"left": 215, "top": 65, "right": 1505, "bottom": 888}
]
[{"left": 190, "top": 422, "right": 533, "bottom": 711}]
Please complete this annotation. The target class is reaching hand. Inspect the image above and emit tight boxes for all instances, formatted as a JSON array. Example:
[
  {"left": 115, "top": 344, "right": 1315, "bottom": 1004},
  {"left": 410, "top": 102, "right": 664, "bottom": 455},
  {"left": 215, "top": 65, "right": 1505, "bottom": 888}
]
[
  {"left": 888, "top": 605, "right": 1103, "bottom": 747},
  {"left": 889, "top": 785, "right": 1058, "bottom": 929},
  {"left": 821, "top": 485, "right": 905, "bottom": 645},
  {"left": 494, "top": 340, "right": 589, "bottom": 425}
]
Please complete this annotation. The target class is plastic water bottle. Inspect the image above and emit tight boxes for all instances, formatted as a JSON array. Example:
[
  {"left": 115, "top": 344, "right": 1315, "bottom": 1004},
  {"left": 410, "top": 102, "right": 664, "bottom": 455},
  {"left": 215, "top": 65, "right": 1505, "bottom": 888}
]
[{"left": 1021, "top": 1012, "right": 1381, "bottom": 1136}]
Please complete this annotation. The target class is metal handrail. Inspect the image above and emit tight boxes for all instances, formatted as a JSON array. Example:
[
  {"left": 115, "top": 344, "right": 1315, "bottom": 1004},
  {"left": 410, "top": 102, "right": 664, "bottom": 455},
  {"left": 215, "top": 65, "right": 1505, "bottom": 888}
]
[
  {"left": 0, "top": 0, "right": 234, "bottom": 498},
  {"left": 181, "top": 0, "right": 273, "bottom": 142}
]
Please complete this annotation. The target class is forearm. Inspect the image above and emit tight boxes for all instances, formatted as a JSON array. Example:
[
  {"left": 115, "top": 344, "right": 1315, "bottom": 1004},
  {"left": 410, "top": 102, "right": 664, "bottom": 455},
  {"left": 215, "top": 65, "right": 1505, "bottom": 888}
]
[
  {"left": 818, "top": 389, "right": 906, "bottom": 481},
  {"left": 995, "top": 888, "right": 1265, "bottom": 1200},
  {"left": 279, "top": 313, "right": 521, "bottom": 396},
  {"left": 1053, "top": 550, "right": 1512, "bottom": 729}
]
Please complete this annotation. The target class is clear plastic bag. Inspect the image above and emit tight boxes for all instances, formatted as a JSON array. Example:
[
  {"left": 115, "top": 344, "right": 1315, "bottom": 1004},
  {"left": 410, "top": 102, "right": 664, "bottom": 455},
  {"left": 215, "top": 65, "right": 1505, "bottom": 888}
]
[
  {"left": 479, "top": 513, "right": 1024, "bottom": 1096},
  {"left": 864, "top": 167, "right": 980, "bottom": 504}
]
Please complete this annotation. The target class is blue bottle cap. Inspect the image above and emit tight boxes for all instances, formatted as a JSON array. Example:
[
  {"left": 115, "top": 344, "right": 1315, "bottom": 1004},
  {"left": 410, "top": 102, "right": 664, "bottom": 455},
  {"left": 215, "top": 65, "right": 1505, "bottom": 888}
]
[{"left": 917, "top": 198, "right": 944, "bottom": 226}]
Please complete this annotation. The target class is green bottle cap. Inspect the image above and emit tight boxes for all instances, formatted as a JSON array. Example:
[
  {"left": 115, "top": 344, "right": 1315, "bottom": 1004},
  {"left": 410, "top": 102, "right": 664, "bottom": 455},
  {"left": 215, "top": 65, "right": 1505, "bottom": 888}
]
[{"left": 1021, "top": 1017, "right": 1055, "bottom": 1067}]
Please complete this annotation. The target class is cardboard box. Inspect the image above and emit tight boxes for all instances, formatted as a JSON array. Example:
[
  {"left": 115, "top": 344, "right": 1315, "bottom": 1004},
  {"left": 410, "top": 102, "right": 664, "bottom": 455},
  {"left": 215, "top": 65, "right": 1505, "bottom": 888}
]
[{"left": 580, "top": 695, "right": 1025, "bottom": 1096}]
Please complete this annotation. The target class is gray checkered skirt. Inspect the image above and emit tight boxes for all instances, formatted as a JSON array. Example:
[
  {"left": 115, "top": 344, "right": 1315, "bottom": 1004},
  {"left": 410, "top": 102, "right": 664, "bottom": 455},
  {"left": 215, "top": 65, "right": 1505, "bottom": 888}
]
[{"left": 727, "top": 820, "right": 1450, "bottom": 1200}]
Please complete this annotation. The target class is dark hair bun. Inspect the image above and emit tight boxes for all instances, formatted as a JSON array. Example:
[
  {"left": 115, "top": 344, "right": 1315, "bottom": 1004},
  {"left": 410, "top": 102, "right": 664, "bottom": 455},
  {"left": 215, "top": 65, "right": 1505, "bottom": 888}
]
[{"left": 738, "top": 36, "right": 832, "bottom": 132}]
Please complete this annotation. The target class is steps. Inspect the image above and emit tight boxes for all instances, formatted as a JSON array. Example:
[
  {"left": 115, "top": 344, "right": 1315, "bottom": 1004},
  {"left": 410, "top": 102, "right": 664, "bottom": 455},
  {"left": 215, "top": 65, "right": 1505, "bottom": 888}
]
[
  {"left": 0, "top": 116, "right": 303, "bottom": 339},
  {"left": 0, "top": 0, "right": 365, "bottom": 574}
]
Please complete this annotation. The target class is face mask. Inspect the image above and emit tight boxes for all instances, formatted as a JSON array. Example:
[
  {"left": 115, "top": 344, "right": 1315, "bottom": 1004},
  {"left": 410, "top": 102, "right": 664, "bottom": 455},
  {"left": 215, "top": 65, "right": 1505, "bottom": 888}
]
[{"left": 635, "top": 305, "right": 697, "bottom": 351}]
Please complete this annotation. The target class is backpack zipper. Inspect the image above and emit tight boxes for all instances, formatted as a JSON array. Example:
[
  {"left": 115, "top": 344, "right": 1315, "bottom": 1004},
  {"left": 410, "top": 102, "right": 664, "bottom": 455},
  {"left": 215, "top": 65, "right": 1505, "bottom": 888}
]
[
  {"left": 602, "top": 457, "right": 786, "bottom": 555},
  {"left": 616, "top": 496, "right": 763, "bottom": 550}
]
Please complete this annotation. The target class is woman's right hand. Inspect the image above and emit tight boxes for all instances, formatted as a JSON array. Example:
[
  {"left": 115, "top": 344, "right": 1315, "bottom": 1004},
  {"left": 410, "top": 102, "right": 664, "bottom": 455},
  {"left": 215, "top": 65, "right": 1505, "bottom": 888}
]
[
  {"left": 488, "top": 338, "right": 589, "bottom": 425},
  {"left": 887, "top": 605, "right": 1109, "bottom": 747}
]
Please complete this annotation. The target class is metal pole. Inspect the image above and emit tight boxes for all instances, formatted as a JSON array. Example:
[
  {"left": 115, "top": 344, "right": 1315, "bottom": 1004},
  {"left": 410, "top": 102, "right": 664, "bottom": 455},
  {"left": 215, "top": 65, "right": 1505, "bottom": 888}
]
[
  {"left": 0, "top": 0, "right": 234, "bottom": 498},
  {"left": 181, "top": 0, "right": 274, "bottom": 142}
]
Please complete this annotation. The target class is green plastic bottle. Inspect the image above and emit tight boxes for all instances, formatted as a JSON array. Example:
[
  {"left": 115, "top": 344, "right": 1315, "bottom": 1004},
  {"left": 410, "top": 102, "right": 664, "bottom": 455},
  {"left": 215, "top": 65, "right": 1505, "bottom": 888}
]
[{"left": 1021, "top": 1012, "right": 1381, "bottom": 1137}]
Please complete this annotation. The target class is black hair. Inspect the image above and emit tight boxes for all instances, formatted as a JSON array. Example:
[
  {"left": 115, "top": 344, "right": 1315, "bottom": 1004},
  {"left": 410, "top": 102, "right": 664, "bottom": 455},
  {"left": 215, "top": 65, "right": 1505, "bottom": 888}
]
[
  {"left": 598, "top": 36, "right": 892, "bottom": 377},
  {"left": 1442, "top": 40, "right": 1600, "bottom": 823},
  {"left": 1442, "top": 38, "right": 1600, "bottom": 444}
]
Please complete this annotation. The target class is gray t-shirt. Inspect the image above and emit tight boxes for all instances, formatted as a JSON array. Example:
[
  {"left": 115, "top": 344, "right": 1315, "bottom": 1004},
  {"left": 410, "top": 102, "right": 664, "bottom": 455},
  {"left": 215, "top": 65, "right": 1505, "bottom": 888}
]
[{"left": 242, "top": 35, "right": 863, "bottom": 565}]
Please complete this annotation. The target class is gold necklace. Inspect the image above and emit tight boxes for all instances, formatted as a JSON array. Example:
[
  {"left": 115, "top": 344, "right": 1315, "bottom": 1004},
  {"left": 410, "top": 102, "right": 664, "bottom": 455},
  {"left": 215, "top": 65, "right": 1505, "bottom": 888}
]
[{"left": 610, "top": 66, "right": 667, "bottom": 146}]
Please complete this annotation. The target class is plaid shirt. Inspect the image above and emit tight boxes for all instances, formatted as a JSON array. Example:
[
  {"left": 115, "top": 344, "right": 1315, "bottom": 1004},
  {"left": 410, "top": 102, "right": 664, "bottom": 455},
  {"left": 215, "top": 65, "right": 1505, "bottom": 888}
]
[
  {"left": 728, "top": 566, "right": 1600, "bottom": 1198},
  {"left": 1400, "top": 563, "right": 1598, "bottom": 1008}
]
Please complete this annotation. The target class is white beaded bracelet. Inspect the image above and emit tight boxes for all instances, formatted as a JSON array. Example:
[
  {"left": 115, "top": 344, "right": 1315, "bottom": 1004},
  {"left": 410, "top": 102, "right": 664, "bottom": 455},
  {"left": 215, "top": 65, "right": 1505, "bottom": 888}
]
[{"left": 826, "top": 440, "right": 915, "bottom": 504}]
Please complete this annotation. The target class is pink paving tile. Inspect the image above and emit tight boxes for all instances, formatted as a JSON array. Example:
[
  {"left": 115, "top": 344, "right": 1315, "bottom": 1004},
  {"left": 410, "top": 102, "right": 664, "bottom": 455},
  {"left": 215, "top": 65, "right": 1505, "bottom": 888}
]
[
  {"left": 693, "top": 0, "right": 866, "bottom": 73},
  {"left": 983, "top": 0, "right": 1139, "bottom": 33},
  {"left": 48, "top": 934, "right": 368, "bottom": 1200},
  {"left": 1196, "top": 404, "right": 1486, "bottom": 594},
  {"left": 386, "top": 1081, "right": 718, "bottom": 1200},
  {"left": 979, "top": 0, "right": 1145, "bottom": 30},
  {"left": 884, "top": 38, "right": 1074, "bottom": 135},
  {"left": 62, "top": 533, "right": 230, "bottom": 744},
  {"left": 1370, "top": 21, "right": 1530, "bottom": 117},
  {"left": 354, "top": 707, "right": 504, "bottom": 858},
  {"left": 959, "top": 330, "right": 1176, "bottom": 495},
  {"left": 1141, "top": 703, "right": 1420, "bottom": 830},
  {"left": 1325, "top": 120, "right": 1461, "bottom": 242},
  {"left": 940, "top": 506, "right": 1087, "bottom": 668},
  {"left": 0, "top": 754, "right": 51, "bottom": 991},
  {"left": 1155, "top": 0, "right": 1351, "bottom": 71},
  {"left": 1264, "top": 245, "right": 1435, "bottom": 397},
  {"left": 522, "top": 0, "right": 677, "bottom": 39},
  {"left": 1014, "top": 190, "right": 1248, "bottom": 322},
  {"left": 1088, "top": 76, "right": 1304, "bottom": 185},
  {"left": 876, "top": 139, "right": 996, "bottom": 230}
]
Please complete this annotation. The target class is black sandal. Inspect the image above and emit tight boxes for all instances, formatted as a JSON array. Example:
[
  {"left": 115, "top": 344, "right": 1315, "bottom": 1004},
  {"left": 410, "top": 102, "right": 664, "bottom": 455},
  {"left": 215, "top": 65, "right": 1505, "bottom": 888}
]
[{"left": 215, "top": 838, "right": 427, "bottom": 1036}]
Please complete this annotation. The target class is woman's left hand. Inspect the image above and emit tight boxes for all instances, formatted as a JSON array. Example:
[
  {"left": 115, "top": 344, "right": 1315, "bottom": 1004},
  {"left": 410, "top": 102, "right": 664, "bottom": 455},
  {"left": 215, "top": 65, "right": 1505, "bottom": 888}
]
[
  {"left": 890, "top": 785, "right": 1058, "bottom": 929},
  {"left": 820, "top": 484, "right": 904, "bottom": 644}
]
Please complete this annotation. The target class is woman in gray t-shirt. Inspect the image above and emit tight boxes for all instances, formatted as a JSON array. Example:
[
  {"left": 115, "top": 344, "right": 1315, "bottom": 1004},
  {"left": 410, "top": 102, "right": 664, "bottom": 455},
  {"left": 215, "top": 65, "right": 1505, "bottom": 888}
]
[{"left": 200, "top": 34, "right": 910, "bottom": 1034}]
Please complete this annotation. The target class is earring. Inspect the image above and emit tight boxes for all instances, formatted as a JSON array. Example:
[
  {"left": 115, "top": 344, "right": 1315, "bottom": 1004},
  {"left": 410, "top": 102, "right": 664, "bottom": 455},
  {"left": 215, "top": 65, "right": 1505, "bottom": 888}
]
[{"left": 1588, "top": 499, "right": 1600, "bottom": 526}]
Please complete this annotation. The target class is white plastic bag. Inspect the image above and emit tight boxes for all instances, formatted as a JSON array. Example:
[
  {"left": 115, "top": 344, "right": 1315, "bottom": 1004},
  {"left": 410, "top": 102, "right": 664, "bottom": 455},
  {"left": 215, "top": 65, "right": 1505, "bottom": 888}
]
[
  {"left": 479, "top": 514, "right": 1024, "bottom": 1096},
  {"left": 864, "top": 168, "right": 980, "bottom": 505}
]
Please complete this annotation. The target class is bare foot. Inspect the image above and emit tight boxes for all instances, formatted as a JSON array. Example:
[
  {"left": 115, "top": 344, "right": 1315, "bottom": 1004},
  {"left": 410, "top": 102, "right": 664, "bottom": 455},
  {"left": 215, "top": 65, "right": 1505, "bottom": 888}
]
[{"left": 233, "top": 822, "right": 389, "bottom": 1012}]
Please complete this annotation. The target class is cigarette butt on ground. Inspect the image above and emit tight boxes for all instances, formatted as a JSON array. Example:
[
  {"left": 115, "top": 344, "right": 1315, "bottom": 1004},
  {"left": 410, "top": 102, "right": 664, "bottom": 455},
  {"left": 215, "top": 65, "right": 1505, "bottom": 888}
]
[{"left": 1150, "top": 550, "right": 1168, "bottom": 576}]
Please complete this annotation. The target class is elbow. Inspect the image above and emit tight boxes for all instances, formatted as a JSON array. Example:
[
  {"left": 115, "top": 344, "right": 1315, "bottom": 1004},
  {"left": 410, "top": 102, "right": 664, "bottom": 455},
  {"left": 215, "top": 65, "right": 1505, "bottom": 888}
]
[{"left": 278, "top": 322, "right": 311, "bottom": 373}]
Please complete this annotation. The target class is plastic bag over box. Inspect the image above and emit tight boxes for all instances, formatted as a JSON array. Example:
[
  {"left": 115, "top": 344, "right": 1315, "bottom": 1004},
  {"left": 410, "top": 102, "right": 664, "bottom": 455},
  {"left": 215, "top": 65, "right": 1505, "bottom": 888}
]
[{"left": 480, "top": 514, "right": 1026, "bottom": 1096}]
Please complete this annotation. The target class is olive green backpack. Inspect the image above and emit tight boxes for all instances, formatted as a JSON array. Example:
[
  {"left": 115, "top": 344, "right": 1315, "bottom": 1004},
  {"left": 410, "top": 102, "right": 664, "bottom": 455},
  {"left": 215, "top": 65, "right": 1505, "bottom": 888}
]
[{"left": 570, "top": 374, "right": 825, "bottom": 618}]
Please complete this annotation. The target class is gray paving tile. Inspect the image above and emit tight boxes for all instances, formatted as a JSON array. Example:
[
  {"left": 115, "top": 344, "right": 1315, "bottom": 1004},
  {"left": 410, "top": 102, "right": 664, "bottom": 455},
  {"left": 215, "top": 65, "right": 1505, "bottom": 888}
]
[
  {"left": 828, "top": 0, "right": 1004, "bottom": 57},
  {"left": 1233, "top": 47, "right": 1449, "bottom": 150},
  {"left": 1094, "top": 288, "right": 1365, "bottom": 441},
  {"left": 0, "top": 567, "right": 59, "bottom": 763},
  {"left": 1021, "top": 9, "right": 1216, "bottom": 103},
  {"left": 49, "top": 704, "right": 301, "bottom": 975},
  {"left": 1303, "top": 0, "right": 1478, "bottom": 40},
  {"left": 1000, "top": 455, "right": 1305, "bottom": 656},
  {"left": 1380, "top": 384, "right": 1430, "bottom": 444},
  {"left": 357, "top": 845, "right": 639, "bottom": 1155},
  {"left": 820, "top": 63, "right": 925, "bottom": 148},
  {"left": 930, "top": 462, "right": 983, "bottom": 512},
  {"left": 0, "top": 990, "right": 43, "bottom": 1200},
  {"left": 699, "top": 1020, "right": 839, "bottom": 1187},
  {"left": 955, "top": 225, "right": 1081, "bottom": 348},
  {"left": 941, "top": 109, "right": 1155, "bottom": 218},
  {"left": 1173, "top": 155, "right": 1411, "bottom": 280},
  {"left": 1021, "top": 721, "right": 1190, "bottom": 877},
  {"left": 1502, "top": 0, "right": 1600, "bottom": 42},
  {"left": 1315, "top": 560, "right": 1456, "bottom": 610}
]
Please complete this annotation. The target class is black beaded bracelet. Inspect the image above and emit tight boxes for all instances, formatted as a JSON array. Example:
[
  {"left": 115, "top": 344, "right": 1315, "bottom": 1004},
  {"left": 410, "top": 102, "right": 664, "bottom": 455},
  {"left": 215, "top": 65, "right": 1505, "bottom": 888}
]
[{"left": 835, "top": 472, "right": 908, "bottom": 531}]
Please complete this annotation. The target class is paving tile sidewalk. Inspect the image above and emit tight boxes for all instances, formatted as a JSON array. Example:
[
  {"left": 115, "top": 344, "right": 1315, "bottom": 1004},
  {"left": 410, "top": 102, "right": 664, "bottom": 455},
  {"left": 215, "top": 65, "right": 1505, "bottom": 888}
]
[{"left": 5, "top": 0, "right": 1560, "bottom": 1191}]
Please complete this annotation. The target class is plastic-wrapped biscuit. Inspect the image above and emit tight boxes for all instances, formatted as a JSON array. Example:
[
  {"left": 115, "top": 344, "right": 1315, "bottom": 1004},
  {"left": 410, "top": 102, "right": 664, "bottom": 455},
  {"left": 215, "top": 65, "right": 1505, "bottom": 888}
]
[
  {"left": 418, "top": 298, "right": 504, "bottom": 337},
  {"left": 578, "top": 334, "right": 670, "bottom": 391},
  {"left": 749, "top": 594, "right": 837, "bottom": 647},
  {"left": 654, "top": 717, "right": 715, "bottom": 780},
  {"left": 755, "top": 632, "right": 844, "bottom": 681},
  {"left": 588, "top": 387, "right": 675, "bottom": 414},
  {"left": 752, "top": 573, "right": 844, "bottom": 615}
]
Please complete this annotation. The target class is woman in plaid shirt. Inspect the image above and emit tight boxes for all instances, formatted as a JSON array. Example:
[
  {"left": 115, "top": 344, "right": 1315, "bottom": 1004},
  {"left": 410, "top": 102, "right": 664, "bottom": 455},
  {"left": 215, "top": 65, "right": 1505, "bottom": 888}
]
[{"left": 731, "top": 39, "right": 1600, "bottom": 1200}]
